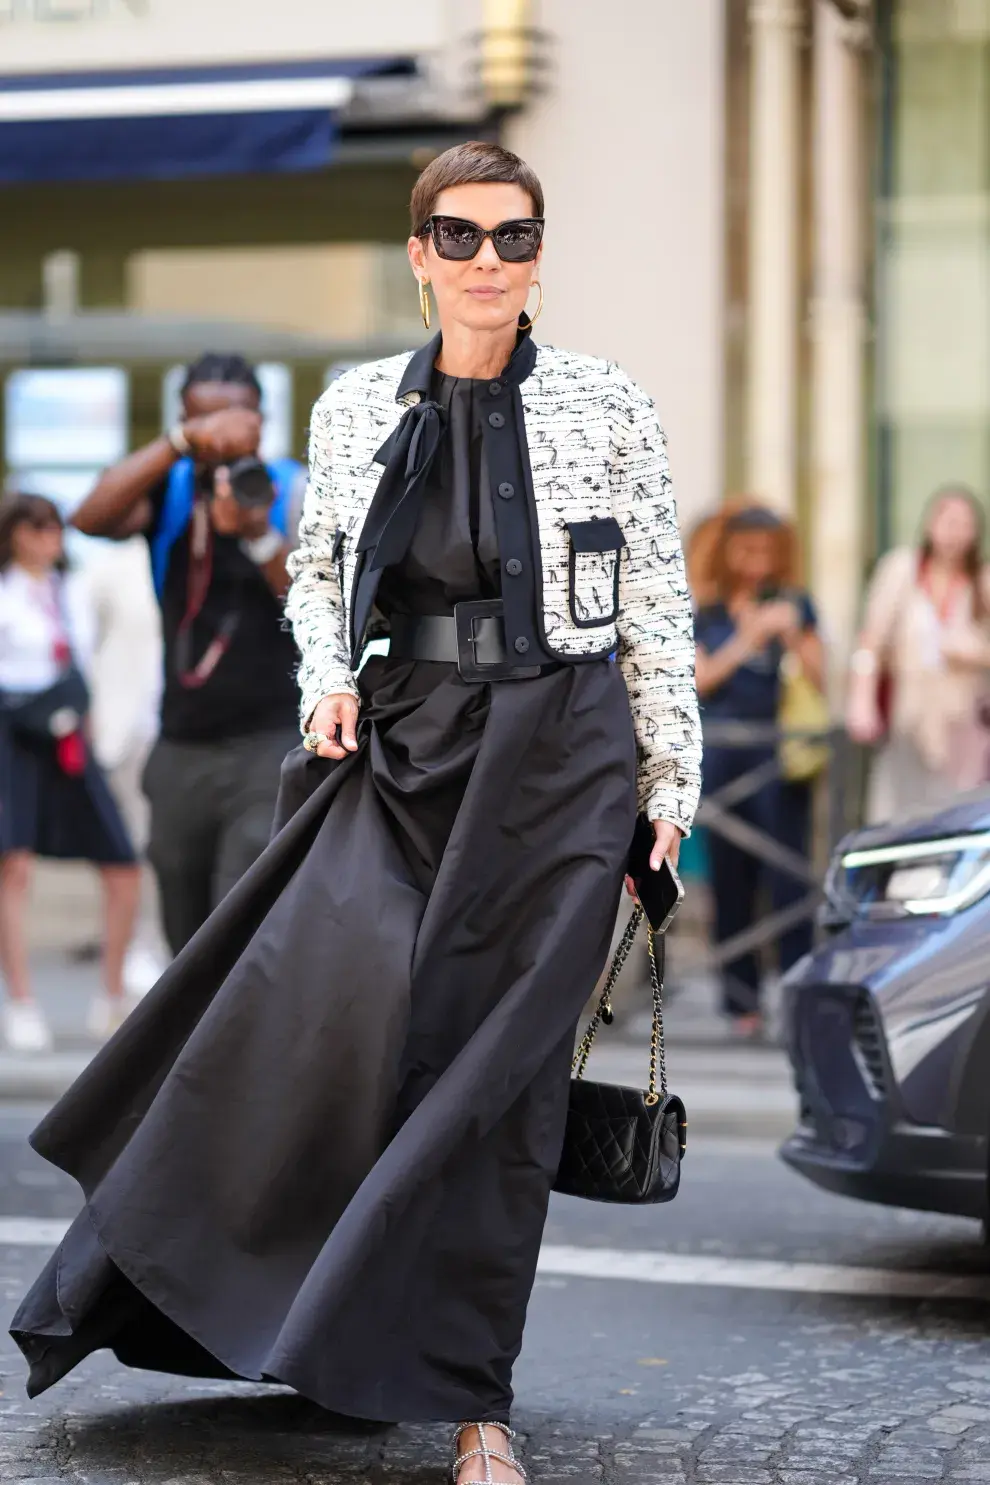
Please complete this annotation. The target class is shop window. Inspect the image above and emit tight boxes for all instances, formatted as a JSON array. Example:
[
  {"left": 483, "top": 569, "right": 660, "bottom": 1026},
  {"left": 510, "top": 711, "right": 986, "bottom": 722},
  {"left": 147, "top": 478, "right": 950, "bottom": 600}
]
[{"left": 3, "top": 365, "right": 128, "bottom": 559}]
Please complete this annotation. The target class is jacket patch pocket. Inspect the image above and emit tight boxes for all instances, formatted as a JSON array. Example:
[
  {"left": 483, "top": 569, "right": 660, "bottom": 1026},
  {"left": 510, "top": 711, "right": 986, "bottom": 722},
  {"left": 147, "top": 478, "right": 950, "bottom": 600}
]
[{"left": 565, "top": 517, "right": 627, "bottom": 628}]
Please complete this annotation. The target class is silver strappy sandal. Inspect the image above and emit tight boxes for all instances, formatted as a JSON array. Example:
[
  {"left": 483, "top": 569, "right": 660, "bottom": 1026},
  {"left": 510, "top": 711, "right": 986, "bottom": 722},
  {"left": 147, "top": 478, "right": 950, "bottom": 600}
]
[{"left": 452, "top": 1421, "right": 527, "bottom": 1483}]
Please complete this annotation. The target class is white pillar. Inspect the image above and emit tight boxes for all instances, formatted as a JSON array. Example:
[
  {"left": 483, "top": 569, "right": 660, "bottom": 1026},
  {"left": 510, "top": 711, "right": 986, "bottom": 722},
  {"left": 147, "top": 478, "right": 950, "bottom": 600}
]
[
  {"left": 42, "top": 250, "right": 80, "bottom": 319},
  {"left": 810, "top": 0, "right": 869, "bottom": 690},
  {"left": 745, "top": 0, "right": 802, "bottom": 513}
]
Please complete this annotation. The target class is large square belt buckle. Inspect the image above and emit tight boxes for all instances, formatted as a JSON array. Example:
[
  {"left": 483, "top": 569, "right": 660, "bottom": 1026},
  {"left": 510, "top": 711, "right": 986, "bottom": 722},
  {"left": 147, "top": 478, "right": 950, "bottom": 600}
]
[{"left": 454, "top": 599, "right": 536, "bottom": 682}]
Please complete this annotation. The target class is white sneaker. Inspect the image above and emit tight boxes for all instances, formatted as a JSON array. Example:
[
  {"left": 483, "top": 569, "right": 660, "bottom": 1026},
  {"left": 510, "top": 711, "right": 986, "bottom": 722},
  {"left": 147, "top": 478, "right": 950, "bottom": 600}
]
[
  {"left": 123, "top": 945, "right": 166, "bottom": 999},
  {"left": 85, "top": 994, "right": 133, "bottom": 1041},
  {"left": 2, "top": 1000, "right": 54, "bottom": 1054}
]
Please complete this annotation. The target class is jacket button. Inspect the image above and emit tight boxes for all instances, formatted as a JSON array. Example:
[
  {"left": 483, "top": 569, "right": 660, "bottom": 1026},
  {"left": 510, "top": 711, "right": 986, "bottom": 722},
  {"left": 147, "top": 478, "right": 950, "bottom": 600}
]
[
  {"left": 488, "top": 380, "right": 502, "bottom": 396},
  {"left": 505, "top": 558, "right": 524, "bottom": 577},
  {"left": 514, "top": 635, "right": 531, "bottom": 654},
  {"left": 488, "top": 411, "right": 505, "bottom": 429},
  {"left": 497, "top": 482, "right": 515, "bottom": 499}
]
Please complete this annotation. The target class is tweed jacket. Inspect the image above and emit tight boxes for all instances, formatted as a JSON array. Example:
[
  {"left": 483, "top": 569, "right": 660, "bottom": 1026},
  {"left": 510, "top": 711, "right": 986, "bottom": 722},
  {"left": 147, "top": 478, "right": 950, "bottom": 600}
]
[{"left": 285, "top": 337, "right": 702, "bottom": 833}]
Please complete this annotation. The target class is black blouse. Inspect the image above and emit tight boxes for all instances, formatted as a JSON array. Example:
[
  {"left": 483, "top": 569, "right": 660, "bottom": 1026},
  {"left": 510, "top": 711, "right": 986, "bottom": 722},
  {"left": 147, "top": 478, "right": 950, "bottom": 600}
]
[{"left": 376, "top": 371, "right": 503, "bottom": 618}]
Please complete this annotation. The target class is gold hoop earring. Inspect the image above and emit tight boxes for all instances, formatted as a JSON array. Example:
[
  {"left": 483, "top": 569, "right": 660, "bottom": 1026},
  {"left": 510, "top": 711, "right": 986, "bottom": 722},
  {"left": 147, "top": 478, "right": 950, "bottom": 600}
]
[
  {"left": 520, "top": 280, "right": 543, "bottom": 330},
  {"left": 418, "top": 279, "right": 431, "bottom": 330}
]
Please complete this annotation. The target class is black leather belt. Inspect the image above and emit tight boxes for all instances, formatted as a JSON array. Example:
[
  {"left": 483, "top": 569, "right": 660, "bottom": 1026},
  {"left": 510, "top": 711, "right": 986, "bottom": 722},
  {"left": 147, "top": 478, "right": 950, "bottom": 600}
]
[{"left": 388, "top": 599, "right": 547, "bottom": 681}]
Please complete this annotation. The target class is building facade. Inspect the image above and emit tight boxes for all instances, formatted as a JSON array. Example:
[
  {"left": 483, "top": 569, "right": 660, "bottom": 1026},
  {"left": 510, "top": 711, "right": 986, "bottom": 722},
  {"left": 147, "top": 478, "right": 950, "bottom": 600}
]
[
  {"left": 0, "top": 0, "right": 724, "bottom": 530},
  {"left": 1, "top": 0, "right": 986, "bottom": 677}
]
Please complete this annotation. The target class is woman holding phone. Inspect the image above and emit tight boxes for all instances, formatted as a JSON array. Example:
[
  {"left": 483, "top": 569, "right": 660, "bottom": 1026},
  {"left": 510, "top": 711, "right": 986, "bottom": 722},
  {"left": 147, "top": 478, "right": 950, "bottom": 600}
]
[
  {"left": 694, "top": 503, "right": 824, "bottom": 1040},
  {"left": 13, "top": 143, "right": 701, "bottom": 1484}
]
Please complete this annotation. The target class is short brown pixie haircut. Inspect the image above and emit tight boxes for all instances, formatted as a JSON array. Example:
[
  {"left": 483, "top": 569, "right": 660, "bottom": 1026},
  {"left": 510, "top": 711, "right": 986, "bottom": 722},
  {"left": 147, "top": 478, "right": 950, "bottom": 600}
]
[{"left": 409, "top": 141, "right": 544, "bottom": 235}]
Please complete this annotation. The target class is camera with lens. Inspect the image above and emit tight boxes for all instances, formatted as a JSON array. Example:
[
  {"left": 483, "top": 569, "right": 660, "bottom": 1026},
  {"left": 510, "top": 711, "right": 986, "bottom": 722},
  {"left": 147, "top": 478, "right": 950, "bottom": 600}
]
[
  {"left": 225, "top": 456, "right": 275, "bottom": 509},
  {"left": 197, "top": 455, "right": 275, "bottom": 510}
]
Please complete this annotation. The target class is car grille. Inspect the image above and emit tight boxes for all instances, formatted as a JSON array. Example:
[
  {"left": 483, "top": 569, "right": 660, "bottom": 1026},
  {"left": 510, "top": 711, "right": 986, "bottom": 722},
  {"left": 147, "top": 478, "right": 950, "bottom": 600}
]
[{"left": 852, "top": 994, "right": 887, "bottom": 1099}]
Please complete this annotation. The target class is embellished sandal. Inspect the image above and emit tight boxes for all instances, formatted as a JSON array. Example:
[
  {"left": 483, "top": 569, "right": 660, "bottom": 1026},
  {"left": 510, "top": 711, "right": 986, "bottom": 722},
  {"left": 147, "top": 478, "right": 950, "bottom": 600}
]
[{"left": 452, "top": 1421, "right": 527, "bottom": 1483}]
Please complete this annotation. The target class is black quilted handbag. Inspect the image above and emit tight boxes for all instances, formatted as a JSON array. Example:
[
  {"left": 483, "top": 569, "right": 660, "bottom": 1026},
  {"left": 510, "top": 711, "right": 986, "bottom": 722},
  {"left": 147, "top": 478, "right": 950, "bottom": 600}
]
[{"left": 554, "top": 905, "right": 687, "bottom": 1204}]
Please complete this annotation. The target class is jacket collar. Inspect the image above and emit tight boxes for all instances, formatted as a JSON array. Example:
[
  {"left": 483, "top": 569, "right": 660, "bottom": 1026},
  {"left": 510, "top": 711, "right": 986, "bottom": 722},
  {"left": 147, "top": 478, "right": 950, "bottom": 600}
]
[{"left": 395, "top": 319, "right": 537, "bottom": 406}]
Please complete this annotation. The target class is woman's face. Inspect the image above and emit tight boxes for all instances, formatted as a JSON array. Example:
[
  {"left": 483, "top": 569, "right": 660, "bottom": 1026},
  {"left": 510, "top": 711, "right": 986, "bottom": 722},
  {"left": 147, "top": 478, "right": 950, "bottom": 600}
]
[
  {"left": 926, "top": 495, "right": 981, "bottom": 565},
  {"left": 407, "top": 181, "right": 542, "bottom": 336},
  {"left": 12, "top": 513, "right": 63, "bottom": 571},
  {"left": 723, "top": 529, "right": 778, "bottom": 592}
]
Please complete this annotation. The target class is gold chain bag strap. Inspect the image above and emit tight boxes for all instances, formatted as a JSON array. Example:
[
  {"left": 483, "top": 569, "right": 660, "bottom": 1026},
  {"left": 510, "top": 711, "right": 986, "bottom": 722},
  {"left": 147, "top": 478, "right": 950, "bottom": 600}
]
[{"left": 553, "top": 904, "right": 687, "bottom": 1204}]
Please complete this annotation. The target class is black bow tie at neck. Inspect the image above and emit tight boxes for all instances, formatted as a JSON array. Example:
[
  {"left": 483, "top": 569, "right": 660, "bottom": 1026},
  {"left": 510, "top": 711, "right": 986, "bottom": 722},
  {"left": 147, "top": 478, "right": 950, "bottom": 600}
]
[{"left": 362, "top": 398, "right": 445, "bottom": 573}]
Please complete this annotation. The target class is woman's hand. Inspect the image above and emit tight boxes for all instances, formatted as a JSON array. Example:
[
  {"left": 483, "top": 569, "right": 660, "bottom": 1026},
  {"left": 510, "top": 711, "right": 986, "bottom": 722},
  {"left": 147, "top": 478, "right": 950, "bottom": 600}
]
[
  {"left": 650, "top": 819, "right": 682, "bottom": 870},
  {"left": 941, "top": 626, "right": 990, "bottom": 671},
  {"left": 731, "top": 600, "right": 785, "bottom": 657},
  {"left": 624, "top": 819, "right": 683, "bottom": 900},
  {"left": 776, "top": 601, "right": 805, "bottom": 649},
  {"left": 307, "top": 693, "right": 360, "bottom": 760},
  {"left": 739, "top": 599, "right": 800, "bottom": 649},
  {"left": 846, "top": 674, "right": 884, "bottom": 746}
]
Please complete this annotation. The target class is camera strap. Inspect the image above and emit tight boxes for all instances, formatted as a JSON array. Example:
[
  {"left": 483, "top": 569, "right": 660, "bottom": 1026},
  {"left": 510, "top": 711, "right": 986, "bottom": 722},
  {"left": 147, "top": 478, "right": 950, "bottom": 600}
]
[{"left": 175, "top": 497, "right": 241, "bottom": 690}]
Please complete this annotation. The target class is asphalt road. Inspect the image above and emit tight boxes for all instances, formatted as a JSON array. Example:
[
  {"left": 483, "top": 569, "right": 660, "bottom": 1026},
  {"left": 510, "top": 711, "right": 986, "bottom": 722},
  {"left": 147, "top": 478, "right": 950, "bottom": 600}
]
[{"left": 0, "top": 1107, "right": 987, "bottom": 1484}]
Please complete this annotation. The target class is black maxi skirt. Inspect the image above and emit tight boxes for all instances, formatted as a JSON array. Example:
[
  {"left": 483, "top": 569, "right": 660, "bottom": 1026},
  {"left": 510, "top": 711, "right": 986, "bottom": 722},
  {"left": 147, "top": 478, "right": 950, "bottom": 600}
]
[{"left": 11, "top": 372, "right": 638, "bottom": 1424}]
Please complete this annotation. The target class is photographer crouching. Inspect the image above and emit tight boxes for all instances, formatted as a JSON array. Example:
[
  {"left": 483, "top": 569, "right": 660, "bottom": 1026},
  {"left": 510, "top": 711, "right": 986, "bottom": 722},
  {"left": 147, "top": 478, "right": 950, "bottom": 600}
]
[{"left": 72, "top": 353, "right": 303, "bottom": 956}]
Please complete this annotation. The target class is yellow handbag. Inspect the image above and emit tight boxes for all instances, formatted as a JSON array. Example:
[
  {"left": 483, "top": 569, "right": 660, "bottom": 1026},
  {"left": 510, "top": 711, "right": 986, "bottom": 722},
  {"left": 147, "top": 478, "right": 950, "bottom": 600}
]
[{"left": 778, "top": 652, "right": 830, "bottom": 783}]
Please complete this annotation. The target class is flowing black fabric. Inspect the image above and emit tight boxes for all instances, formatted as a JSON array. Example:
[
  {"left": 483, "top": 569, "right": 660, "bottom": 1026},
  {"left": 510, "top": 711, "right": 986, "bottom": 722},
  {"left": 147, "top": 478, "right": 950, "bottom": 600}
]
[{"left": 11, "top": 369, "right": 637, "bottom": 1423}]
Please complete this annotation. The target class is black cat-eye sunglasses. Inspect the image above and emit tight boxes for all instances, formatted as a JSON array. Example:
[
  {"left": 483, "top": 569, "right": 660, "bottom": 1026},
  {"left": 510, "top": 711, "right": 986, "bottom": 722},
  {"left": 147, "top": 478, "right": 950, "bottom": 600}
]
[{"left": 419, "top": 215, "right": 545, "bottom": 263}]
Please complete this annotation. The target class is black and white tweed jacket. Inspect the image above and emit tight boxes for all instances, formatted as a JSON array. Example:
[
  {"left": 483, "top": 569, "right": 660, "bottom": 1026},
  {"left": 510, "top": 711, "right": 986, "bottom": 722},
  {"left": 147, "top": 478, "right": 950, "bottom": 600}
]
[{"left": 286, "top": 336, "right": 701, "bottom": 833}]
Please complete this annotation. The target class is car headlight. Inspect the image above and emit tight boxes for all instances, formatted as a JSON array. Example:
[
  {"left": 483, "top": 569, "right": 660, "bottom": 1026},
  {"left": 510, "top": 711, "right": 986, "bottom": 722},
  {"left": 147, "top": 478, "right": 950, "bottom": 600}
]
[{"left": 833, "top": 831, "right": 990, "bottom": 918}]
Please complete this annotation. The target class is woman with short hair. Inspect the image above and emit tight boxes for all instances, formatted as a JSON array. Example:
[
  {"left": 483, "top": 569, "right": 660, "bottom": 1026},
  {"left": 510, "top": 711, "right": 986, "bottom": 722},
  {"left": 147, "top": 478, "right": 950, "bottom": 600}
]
[{"left": 12, "top": 143, "right": 702, "bottom": 1483}]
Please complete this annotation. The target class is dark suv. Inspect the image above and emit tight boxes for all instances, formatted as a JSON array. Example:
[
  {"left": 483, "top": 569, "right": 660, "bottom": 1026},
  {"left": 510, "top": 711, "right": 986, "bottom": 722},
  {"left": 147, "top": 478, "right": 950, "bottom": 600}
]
[{"left": 780, "top": 792, "right": 990, "bottom": 1224}]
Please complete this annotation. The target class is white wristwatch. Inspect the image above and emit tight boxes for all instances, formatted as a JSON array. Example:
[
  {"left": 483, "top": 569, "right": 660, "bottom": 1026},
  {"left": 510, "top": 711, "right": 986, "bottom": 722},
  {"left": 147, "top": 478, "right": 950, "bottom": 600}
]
[
  {"left": 240, "top": 529, "right": 284, "bottom": 565},
  {"left": 167, "top": 423, "right": 192, "bottom": 457}
]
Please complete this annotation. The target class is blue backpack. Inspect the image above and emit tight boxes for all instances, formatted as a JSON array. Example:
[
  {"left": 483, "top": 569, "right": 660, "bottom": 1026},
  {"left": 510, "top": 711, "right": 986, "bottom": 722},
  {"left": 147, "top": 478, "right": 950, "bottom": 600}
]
[{"left": 149, "top": 456, "right": 301, "bottom": 601}]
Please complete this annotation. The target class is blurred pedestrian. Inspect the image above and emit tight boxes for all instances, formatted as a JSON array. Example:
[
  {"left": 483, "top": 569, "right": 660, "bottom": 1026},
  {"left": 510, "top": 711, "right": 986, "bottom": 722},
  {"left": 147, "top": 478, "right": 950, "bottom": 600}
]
[
  {"left": 694, "top": 503, "right": 825, "bottom": 1038},
  {"left": 0, "top": 495, "right": 140, "bottom": 1050},
  {"left": 80, "top": 536, "right": 164, "bottom": 992},
  {"left": 13, "top": 143, "right": 701, "bottom": 1477},
  {"left": 72, "top": 354, "right": 303, "bottom": 956},
  {"left": 846, "top": 484, "right": 990, "bottom": 820}
]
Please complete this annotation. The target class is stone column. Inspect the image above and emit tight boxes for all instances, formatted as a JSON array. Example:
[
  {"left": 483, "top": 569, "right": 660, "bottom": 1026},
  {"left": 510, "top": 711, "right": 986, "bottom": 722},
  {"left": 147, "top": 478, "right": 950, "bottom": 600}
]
[
  {"left": 504, "top": 0, "right": 725, "bottom": 526},
  {"left": 745, "top": 0, "right": 803, "bottom": 513},
  {"left": 809, "top": 0, "right": 869, "bottom": 689}
]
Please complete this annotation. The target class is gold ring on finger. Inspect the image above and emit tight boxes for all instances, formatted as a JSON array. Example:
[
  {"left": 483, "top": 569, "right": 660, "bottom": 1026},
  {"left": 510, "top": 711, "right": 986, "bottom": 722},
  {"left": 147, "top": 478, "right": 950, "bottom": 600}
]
[{"left": 303, "top": 730, "right": 330, "bottom": 754}]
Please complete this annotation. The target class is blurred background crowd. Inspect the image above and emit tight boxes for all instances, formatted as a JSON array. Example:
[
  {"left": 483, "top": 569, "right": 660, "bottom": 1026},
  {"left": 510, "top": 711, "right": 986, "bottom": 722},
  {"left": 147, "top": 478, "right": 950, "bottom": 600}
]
[{"left": 0, "top": 0, "right": 988, "bottom": 1056}]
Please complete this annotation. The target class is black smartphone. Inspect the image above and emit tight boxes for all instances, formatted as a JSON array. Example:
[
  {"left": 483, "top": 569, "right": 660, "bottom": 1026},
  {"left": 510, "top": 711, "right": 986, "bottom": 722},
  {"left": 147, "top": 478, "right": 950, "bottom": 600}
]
[{"left": 627, "top": 814, "right": 685, "bottom": 935}]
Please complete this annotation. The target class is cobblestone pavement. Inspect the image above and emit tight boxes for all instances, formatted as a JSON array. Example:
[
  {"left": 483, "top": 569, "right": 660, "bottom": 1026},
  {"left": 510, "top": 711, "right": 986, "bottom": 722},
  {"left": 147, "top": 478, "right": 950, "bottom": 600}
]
[
  {"left": 0, "top": 1116, "right": 988, "bottom": 1485},
  {"left": 1, "top": 1299, "right": 990, "bottom": 1483}
]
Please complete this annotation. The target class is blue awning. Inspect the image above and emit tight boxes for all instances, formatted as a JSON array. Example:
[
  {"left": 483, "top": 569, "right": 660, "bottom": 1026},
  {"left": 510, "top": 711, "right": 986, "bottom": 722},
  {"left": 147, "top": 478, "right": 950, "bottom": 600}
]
[{"left": 0, "top": 58, "right": 411, "bottom": 185}]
